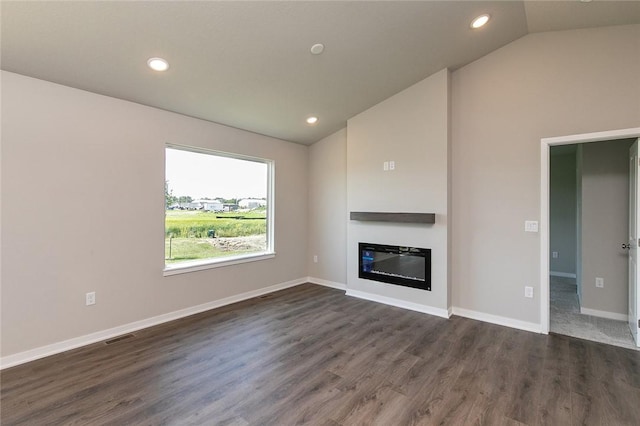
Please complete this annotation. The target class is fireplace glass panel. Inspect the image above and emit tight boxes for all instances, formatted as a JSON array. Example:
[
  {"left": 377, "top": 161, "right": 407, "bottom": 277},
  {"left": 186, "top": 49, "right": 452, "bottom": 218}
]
[{"left": 359, "top": 243, "right": 431, "bottom": 291}]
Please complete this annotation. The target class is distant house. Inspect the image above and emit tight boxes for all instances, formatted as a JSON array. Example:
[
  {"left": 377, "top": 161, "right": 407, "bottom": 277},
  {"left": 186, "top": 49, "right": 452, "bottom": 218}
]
[
  {"left": 196, "top": 199, "right": 224, "bottom": 211},
  {"left": 182, "top": 201, "right": 200, "bottom": 210},
  {"left": 238, "top": 199, "right": 267, "bottom": 210}
]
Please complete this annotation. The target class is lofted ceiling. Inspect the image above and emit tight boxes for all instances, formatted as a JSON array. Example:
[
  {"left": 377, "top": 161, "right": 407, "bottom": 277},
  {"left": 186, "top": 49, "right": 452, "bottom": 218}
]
[{"left": 2, "top": 1, "right": 639, "bottom": 145}]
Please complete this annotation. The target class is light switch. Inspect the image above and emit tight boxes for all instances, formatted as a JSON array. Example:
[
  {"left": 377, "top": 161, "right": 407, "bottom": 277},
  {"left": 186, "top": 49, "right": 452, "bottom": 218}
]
[
  {"left": 525, "top": 286, "right": 534, "bottom": 298},
  {"left": 389, "top": 161, "right": 395, "bottom": 170},
  {"left": 525, "top": 221, "right": 539, "bottom": 233},
  {"left": 383, "top": 161, "right": 389, "bottom": 171}
]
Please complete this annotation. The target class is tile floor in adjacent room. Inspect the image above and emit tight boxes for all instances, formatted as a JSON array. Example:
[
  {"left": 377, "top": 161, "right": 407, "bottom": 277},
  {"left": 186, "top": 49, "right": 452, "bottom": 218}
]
[{"left": 550, "top": 275, "right": 638, "bottom": 351}]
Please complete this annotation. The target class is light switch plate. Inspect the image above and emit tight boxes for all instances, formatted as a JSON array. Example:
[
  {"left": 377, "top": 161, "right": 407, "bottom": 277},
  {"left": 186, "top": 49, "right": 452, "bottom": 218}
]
[{"left": 525, "top": 221, "right": 539, "bottom": 233}]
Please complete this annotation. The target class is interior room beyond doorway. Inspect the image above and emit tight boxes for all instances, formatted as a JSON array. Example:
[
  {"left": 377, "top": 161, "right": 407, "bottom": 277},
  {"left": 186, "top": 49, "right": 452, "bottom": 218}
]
[{"left": 549, "top": 139, "right": 637, "bottom": 350}]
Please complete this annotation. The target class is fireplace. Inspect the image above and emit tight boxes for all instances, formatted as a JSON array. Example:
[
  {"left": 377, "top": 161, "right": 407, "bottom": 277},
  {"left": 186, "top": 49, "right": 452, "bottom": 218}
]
[{"left": 359, "top": 243, "right": 431, "bottom": 291}]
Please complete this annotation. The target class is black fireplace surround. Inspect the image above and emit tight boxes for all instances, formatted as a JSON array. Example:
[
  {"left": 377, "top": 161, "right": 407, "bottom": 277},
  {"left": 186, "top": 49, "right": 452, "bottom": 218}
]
[{"left": 358, "top": 242, "right": 431, "bottom": 291}]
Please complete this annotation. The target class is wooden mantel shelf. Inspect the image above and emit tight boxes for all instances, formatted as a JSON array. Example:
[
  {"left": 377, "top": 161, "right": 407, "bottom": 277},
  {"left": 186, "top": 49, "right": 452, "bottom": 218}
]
[{"left": 349, "top": 212, "right": 435, "bottom": 224}]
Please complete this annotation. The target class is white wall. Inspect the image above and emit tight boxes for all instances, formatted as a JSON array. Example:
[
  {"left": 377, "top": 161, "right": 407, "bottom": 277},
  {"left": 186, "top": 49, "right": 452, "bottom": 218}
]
[
  {"left": 307, "top": 129, "right": 347, "bottom": 286},
  {"left": 580, "top": 139, "right": 633, "bottom": 317},
  {"left": 1, "top": 71, "right": 308, "bottom": 357},
  {"left": 550, "top": 151, "right": 577, "bottom": 276},
  {"left": 346, "top": 69, "right": 450, "bottom": 315},
  {"left": 452, "top": 24, "right": 640, "bottom": 324}
]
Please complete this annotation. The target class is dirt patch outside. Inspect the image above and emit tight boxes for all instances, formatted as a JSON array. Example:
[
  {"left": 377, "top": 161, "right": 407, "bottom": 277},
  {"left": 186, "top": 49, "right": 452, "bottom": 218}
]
[{"left": 207, "top": 234, "right": 267, "bottom": 252}]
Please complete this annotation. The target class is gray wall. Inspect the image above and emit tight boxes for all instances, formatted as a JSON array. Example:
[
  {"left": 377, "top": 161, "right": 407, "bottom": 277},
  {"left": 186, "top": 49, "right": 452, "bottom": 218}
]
[
  {"left": 550, "top": 151, "right": 578, "bottom": 276},
  {"left": 1, "top": 71, "right": 309, "bottom": 357},
  {"left": 307, "top": 129, "right": 347, "bottom": 285},
  {"left": 576, "top": 145, "right": 584, "bottom": 302},
  {"left": 3, "top": 24, "right": 640, "bottom": 359},
  {"left": 346, "top": 69, "right": 450, "bottom": 314},
  {"left": 310, "top": 24, "right": 639, "bottom": 326},
  {"left": 580, "top": 139, "right": 634, "bottom": 316},
  {"left": 451, "top": 24, "right": 640, "bottom": 324}
]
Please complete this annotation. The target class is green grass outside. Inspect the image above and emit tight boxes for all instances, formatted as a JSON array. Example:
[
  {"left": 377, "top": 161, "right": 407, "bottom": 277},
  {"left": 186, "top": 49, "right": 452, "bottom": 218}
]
[
  {"left": 165, "top": 210, "right": 267, "bottom": 263},
  {"left": 165, "top": 209, "right": 266, "bottom": 238},
  {"left": 164, "top": 238, "right": 249, "bottom": 263}
]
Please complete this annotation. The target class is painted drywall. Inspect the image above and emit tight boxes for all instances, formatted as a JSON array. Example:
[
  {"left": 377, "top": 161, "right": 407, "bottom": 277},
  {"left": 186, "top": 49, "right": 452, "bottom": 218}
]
[
  {"left": 550, "top": 151, "right": 577, "bottom": 276},
  {"left": 1, "top": 71, "right": 308, "bottom": 357},
  {"left": 346, "top": 69, "right": 449, "bottom": 314},
  {"left": 576, "top": 145, "right": 584, "bottom": 302},
  {"left": 307, "top": 129, "right": 347, "bottom": 285},
  {"left": 580, "top": 139, "right": 634, "bottom": 316},
  {"left": 452, "top": 24, "right": 640, "bottom": 324}
]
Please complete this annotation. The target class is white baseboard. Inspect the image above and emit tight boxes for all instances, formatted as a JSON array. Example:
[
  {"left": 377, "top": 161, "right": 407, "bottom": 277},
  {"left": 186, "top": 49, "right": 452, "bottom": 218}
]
[
  {"left": 307, "top": 277, "right": 346, "bottom": 290},
  {"left": 550, "top": 271, "right": 577, "bottom": 278},
  {"left": 580, "top": 307, "right": 628, "bottom": 322},
  {"left": 452, "top": 307, "right": 542, "bottom": 334},
  {"left": 0, "top": 277, "right": 307, "bottom": 370},
  {"left": 345, "top": 289, "right": 450, "bottom": 319}
]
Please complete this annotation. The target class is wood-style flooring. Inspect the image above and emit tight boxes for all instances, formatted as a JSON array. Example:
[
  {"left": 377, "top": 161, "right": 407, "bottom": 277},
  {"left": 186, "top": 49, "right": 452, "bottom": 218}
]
[{"left": 2, "top": 283, "right": 639, "bottom": 425}]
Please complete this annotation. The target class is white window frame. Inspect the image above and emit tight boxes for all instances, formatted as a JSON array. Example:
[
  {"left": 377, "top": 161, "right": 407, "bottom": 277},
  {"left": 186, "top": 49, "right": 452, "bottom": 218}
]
[{"left": 163, "top": 144, "right": 275, "bottom": 276}]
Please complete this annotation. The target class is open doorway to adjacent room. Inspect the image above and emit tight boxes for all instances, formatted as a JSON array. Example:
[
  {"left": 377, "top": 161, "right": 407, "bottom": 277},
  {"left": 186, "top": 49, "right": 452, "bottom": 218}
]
[{"left": 548, "top": 139, "right": 637, "bottom": 349}]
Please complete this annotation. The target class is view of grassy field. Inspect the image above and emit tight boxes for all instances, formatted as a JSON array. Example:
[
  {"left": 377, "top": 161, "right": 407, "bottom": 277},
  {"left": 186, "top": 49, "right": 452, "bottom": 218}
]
[{"left": 165, "top": 210, "right": 267, "bottom": 263}]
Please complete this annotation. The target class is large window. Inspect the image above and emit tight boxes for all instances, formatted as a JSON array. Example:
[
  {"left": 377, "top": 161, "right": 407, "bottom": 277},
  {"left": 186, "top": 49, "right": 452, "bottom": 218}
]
[{"left": 164, "top": 145, "right": 274, "bottom": 274}]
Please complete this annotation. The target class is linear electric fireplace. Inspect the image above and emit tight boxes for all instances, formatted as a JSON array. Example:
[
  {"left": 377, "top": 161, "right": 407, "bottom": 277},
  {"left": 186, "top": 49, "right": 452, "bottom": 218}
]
[{"left": 359, "top": 243, "right": 431, "bottom": 291}]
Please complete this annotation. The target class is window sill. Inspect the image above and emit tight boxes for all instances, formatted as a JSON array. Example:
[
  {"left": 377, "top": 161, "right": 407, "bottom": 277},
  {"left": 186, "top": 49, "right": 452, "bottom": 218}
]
[{"left": 163, "top": 252, "right": 275, "bottom": 276}]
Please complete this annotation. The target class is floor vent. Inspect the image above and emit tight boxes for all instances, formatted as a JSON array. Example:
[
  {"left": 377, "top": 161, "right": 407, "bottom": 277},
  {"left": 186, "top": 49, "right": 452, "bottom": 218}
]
[{"left": 104, "top": 333, "right": 136, "bottom": 345}]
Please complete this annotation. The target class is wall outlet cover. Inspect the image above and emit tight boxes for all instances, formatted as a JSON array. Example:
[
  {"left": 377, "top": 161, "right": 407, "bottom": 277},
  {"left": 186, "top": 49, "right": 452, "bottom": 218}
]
[{"left": 524, "top": 286, "right": 534, "bottom": 298}]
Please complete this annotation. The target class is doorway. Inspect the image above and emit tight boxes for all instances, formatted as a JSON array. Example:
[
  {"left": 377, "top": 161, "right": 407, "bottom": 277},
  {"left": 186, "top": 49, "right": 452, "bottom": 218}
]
[
  {"left": 549, "top": 140, "right": 635, "bottom": 349},
  {"left": 540, "top": 127, "right": 640, "bottom": 350}
]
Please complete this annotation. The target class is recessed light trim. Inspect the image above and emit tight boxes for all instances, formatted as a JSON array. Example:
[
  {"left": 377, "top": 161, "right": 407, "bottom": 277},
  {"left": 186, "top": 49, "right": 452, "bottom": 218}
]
[
  {"left": 147, "top": 57, "right": 169, "bottom": 72},
  {"left": 470, "top": 14, "right": 490, "bottom": 29},
  {"left": 310, "top": 44, "right": 325, "bottom": 55},
  {"left": 306, "top": 116, "right": 319, "bottom": 125}
]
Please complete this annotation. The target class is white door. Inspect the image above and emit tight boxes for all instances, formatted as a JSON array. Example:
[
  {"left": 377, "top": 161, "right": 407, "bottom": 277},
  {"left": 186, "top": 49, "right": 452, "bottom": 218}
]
[{"left": 629, "top": 140, "right": 640, "bottom": 347}]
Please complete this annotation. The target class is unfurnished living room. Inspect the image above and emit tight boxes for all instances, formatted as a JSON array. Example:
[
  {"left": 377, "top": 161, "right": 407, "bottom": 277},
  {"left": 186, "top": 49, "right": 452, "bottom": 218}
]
[{"left": 1, "top": 1, "right": 639, "bottom": 425}]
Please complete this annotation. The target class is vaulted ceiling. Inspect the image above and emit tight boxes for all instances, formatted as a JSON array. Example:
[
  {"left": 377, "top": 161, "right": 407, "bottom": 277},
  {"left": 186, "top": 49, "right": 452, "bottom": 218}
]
[{"left": 2, "top": 1, "right": 639, "bottom": 145}]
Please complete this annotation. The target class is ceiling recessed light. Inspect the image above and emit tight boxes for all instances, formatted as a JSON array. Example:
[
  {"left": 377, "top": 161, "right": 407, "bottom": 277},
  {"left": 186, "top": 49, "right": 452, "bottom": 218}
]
[
  {"left": 306, "top": 116, "right": 319, "bottom": 125},
  {"left": 310, "top": 44, "right": 324, "bottom": 55},
  {"left": 147, "top": 57, "right": 169, "bottom": 72},
  {"left": 470, "top": 14, "right": 490, "bottom": 29}
]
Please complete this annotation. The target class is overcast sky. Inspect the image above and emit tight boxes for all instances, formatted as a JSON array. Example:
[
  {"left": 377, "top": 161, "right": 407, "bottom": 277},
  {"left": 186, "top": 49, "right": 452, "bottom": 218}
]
[{"left": 165, "top": 147, "right": 267, "bottom": 200}]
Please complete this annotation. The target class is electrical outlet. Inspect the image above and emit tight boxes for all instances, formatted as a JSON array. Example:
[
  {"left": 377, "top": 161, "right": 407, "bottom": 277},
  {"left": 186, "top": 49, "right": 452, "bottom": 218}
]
[
  {"left": 595, "top": 277, "right": 604, "bottom": 288},
  {"left": 524, "top": 286, "right": 534, "bottom": 298},
  {"left": 389, "top": 160, "right": 395, "bottom": 170},
  {"left": 313, "top": 255, "right": 318, "bottom": 263},
  {"left": 86, "top": 292, "right": 96, "bottom": 306},
  {"left": 552, "top": 251, "right": 558, "bottom": 259}
]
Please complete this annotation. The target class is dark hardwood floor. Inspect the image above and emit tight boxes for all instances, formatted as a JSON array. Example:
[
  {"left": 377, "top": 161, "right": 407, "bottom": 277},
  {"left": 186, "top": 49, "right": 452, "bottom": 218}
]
[{"left": 2, "top": 283, "right": 639, "bottom": 425}]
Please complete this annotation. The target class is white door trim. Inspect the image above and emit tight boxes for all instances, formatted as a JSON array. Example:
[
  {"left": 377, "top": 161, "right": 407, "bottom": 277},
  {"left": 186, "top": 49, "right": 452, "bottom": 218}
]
[{"left": 540, "top": 127, "right": 640, "bottom": 334}]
